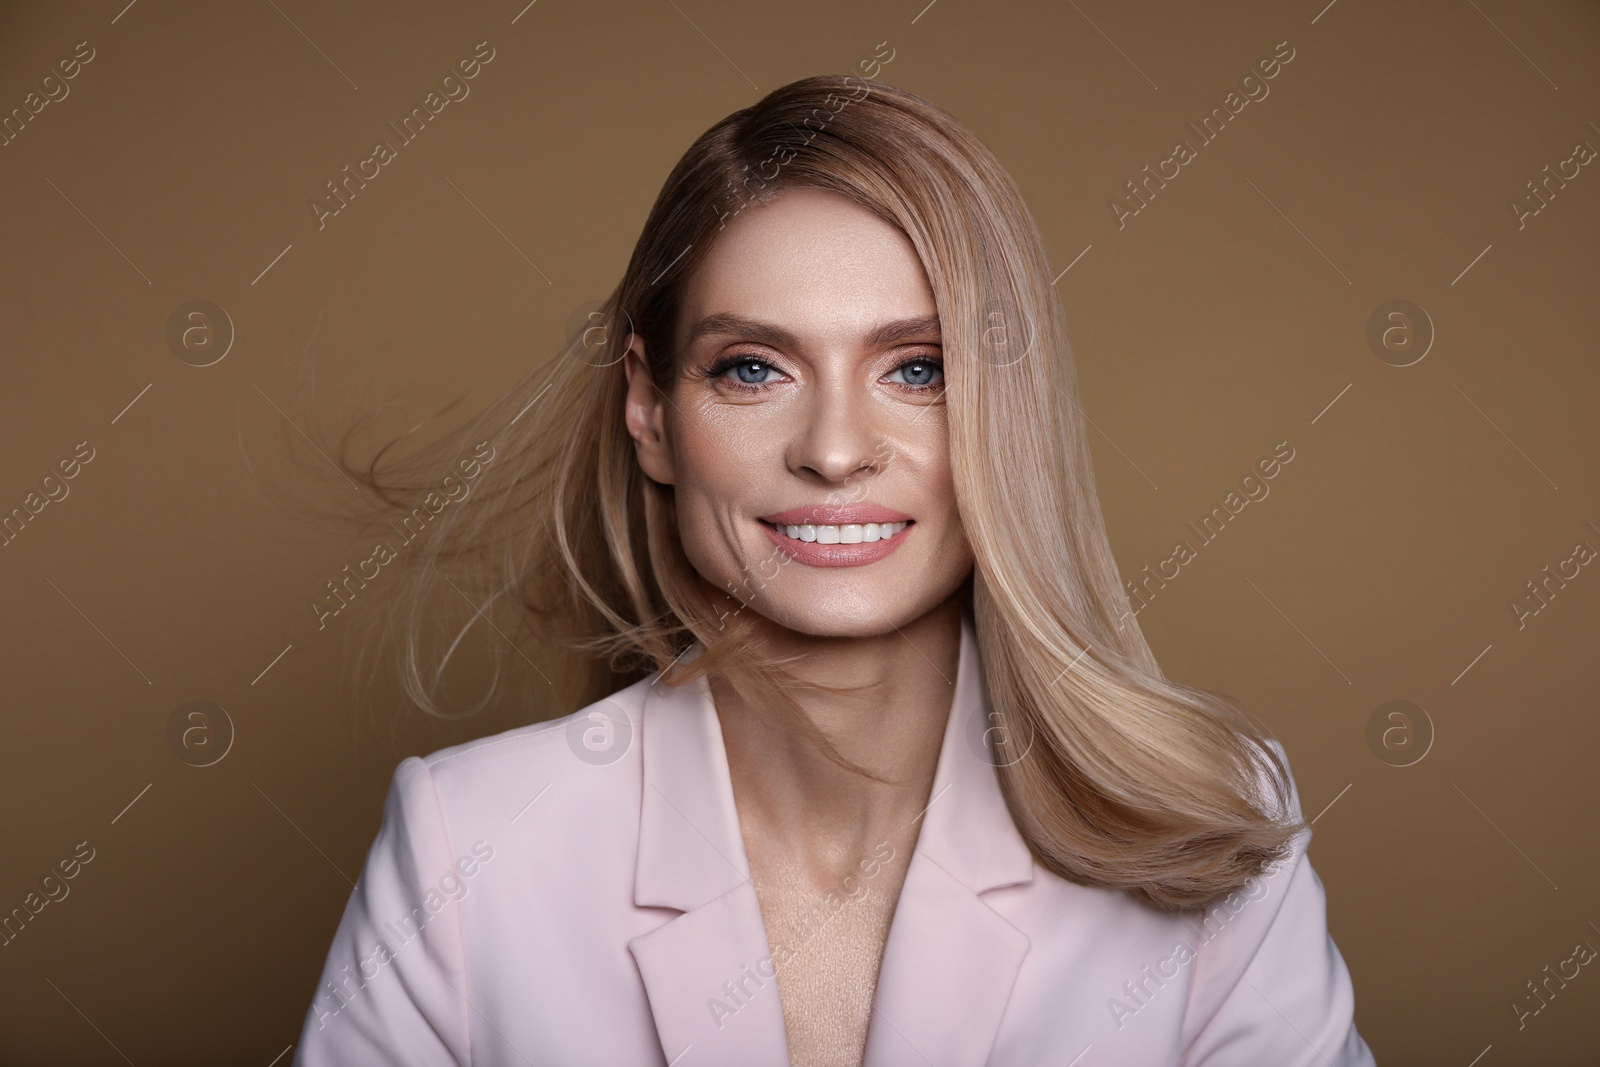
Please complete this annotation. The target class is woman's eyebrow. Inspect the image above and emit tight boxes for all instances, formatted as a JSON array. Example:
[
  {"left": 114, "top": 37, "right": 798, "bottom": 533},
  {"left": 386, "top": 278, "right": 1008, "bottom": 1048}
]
[{"left": 683, "top": 312, "right": 942, "bottom": 350}]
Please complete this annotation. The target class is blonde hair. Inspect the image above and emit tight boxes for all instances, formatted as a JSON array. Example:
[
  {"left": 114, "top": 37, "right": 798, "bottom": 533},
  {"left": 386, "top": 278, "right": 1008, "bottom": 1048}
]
[{"left": 331, "top": 74, "right": 1305, "bottom": 912}]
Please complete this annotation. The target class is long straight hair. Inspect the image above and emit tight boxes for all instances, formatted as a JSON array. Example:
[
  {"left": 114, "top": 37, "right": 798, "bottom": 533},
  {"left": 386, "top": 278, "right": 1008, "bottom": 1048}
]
[{"left": 334, "top": 74, "right": 1304, "bottom": 912}]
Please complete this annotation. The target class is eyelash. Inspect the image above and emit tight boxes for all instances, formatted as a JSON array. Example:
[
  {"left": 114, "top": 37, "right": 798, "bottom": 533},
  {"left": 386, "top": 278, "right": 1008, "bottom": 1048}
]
[{"left": 702, "top": 352, "right": 945, "bottom": 395}]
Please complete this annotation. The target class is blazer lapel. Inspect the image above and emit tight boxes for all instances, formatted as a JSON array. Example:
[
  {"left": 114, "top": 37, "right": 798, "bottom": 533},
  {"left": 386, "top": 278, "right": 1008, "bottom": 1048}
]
[
  {"left": 628, "top": 883, "right": 792, "bottom": 1066},
  {"left": 629, "top": 615, "right": 1036, "bottom": 1067},
  {"left": 862, "top": 853, "right": 1032, "bottom": 1066},
  {"left": 627, "top": 649, "right": 791, "bottom": 1067},
  {"left": 861, "top": 614, "right": 1036, "bottom": 1067}
]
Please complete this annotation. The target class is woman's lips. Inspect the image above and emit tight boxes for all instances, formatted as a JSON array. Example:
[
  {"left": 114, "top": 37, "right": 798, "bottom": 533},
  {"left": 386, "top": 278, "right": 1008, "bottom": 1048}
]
[
  {"left": 759, "top": 505, "right": 914, "bottom": 526},
  {"left": 758, "top": 519, "right": 915, "bottom": 568}
]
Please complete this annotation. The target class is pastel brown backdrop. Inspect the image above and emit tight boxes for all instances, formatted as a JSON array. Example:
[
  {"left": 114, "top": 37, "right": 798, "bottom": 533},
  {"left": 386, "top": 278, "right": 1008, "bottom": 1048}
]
[{"left": 1, "top": 0, "right": 1596, "bottom": 1064}]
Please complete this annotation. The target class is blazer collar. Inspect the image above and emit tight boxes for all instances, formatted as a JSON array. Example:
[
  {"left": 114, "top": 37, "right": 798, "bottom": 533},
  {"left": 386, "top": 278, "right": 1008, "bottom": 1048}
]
[
  {"left": 633, "top": 613, "right": 1034, "bottom": 908},
  {"left": 628, "top": 614, "right": 1037, "bottom": 1066}
]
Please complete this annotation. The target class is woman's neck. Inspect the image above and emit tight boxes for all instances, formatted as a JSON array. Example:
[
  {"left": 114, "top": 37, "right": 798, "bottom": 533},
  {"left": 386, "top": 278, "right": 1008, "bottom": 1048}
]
[{"left": 712, "top": 600, "right": 964, "bottom": 873}]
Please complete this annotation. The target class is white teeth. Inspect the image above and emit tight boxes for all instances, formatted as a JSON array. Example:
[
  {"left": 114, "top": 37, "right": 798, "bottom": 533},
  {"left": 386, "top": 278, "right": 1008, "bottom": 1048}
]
[{"left": 774, "top": 521, "right": 909, "bottom": 543}]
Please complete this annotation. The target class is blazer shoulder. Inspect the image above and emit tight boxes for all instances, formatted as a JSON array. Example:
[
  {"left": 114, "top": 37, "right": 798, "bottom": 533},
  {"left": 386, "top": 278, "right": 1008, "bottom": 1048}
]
[
  {"left": 405, "top": 674, "right": 653, "bottom": 800},
  {"left": 1176, "top": 736, "right": 1375, "bottom": 1065}
]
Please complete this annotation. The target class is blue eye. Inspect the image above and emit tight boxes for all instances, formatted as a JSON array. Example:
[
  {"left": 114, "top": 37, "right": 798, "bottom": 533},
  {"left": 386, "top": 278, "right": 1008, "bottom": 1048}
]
[
  {"left": 700, "top": 354, "right": 784, "bottom": 392},
  {"left": 725, "top": 358, "right": 777, "bottom": 385},
  {"left": 888, "top": 358, "right": 943, "bottom": 388},
  {"left": 700, "top": 353, "right": 944, "bottom": 394}
]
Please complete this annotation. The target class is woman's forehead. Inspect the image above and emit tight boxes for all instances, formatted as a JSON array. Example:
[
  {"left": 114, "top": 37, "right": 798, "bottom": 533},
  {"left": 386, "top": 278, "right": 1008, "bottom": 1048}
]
[{"left": 677, "top": 191, "right": 936, "bottom": 347}]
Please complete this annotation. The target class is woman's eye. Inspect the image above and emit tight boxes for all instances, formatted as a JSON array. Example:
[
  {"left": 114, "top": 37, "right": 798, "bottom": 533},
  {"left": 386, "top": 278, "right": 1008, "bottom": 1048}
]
[
  {"left": 888, "top": 358, "right": 943, "bottom": 389},
  {"left": 731, "top": 359, "right": 776, "bottom": 385},
  {"left": 703, "top": 353, "right": 942, "bottom": 392},
  {"left": 712, "top": 357, "right": 779, "bottom": 386}
]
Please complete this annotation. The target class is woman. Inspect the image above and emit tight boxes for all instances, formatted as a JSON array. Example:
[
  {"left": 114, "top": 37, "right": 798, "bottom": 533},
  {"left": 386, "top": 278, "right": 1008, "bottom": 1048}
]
[{"left": 295, "top": 74, "right": 1376, "bottom": 1066}]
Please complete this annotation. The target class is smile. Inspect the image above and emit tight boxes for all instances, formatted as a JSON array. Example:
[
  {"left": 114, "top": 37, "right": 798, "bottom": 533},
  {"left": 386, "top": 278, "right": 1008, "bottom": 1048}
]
[
  {"left": 762, "top": 520, "right": 911, "bottom": 544},
  {"left": 757, "top": 519, "right": 916, "bottom": 569}
]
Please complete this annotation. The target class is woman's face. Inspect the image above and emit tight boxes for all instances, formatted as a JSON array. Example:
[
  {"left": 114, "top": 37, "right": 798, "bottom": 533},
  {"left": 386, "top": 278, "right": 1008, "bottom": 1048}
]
[{"left": 624, "top": 186, "right": 976, "bottom": 639}]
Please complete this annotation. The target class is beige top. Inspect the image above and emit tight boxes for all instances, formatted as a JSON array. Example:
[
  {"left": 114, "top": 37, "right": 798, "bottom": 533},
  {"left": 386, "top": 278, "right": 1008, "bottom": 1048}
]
[{"left": 749, "top": 844, "right": 911, "bottom": 1067}]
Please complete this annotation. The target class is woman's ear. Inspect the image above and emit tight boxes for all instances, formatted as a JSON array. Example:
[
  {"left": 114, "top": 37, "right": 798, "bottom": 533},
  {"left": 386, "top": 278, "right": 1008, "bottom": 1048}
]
[{"left": 622, "top": 332, "right": 676, "bottom": 486}]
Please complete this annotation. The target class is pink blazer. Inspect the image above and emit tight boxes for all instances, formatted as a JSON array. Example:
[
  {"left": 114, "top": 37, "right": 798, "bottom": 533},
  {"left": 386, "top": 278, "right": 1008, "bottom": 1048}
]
[{"left": 294, "top": 616, "right": 1376, "bottom": 1065}]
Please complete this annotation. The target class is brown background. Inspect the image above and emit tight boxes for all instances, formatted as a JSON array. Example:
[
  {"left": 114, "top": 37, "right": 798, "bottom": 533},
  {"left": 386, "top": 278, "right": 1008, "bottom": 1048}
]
[{"left": 1, "top": 0, "right": 1597, "bottom": 1063}]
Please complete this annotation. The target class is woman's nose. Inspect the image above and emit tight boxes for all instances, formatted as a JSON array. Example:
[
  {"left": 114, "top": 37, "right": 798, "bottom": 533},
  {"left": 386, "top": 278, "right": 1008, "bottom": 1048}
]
[{"left": 789, "top": 385, "right": 886, "bottom": 484}]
